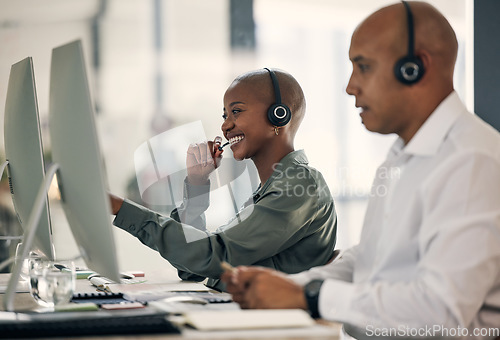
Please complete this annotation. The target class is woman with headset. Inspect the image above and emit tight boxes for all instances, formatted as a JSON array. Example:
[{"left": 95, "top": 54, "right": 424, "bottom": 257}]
[{"left": 109, "top": 68, "right": 337, "bottom": 291}]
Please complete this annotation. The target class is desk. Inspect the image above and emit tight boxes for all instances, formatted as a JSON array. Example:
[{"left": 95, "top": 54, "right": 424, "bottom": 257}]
[{"left": 0, "top": 272, "right": 341, "bottom": 339}]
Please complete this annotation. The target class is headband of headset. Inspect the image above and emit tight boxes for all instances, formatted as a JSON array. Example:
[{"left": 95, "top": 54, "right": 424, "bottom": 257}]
[
  {"left": 394, "top": 1, "right": 425, "bottom": 84},
  {"left": 264, "top": 68, "right": 291, "bottom": 127}
]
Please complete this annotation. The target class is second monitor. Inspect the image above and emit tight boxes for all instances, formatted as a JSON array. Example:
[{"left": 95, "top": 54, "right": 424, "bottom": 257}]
[{"left": 48, "top": 39, "right": 121, "bottom": 283}]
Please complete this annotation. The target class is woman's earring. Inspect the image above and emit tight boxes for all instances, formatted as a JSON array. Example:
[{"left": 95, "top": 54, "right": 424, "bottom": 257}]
[{"left": 274, "top": 126, "right": 279, "bottom": 136}]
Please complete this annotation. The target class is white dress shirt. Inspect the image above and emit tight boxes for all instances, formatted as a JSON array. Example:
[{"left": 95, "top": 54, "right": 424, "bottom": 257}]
[{"left": 291, "top": 92, "right": 500, "bottom": 339}]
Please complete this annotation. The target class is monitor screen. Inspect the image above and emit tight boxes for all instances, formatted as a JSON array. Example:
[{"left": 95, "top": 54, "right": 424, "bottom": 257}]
[
  {"left": 3, "top": 57, "right": 55, "bottom": 260},
  {"left": 48, "top": 40, "right": 120, "bottom": 282}
]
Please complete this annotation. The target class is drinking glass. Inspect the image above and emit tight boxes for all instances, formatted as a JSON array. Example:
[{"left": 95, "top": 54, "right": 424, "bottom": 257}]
[
  {"left": 29, "top": 258, "right": 76, "bottom": 307},
  {"left": 14, "top": 243, "right": 40, "bottom": 281}
]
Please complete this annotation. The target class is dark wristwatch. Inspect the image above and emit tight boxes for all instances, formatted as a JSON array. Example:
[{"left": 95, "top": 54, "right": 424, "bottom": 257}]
[{"left": 304, "top": 279, "right": 324, "bottom": 319}]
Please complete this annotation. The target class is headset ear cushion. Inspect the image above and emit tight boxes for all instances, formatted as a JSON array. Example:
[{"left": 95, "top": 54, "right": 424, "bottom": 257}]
[
  {"left": 394, "top": 56, "right": 425, "bottom": 84},
  {"left": 267, "top": 104, "right": 291, "bottom": 127}
]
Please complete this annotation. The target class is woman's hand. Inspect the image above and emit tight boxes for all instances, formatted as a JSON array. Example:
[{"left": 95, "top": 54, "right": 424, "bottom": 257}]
[
  {"left": 108, "top": 193, "right": 124, "bottom": 215},
  {"left": 186, "top": 136, "right": 224, "bottom": 185}
]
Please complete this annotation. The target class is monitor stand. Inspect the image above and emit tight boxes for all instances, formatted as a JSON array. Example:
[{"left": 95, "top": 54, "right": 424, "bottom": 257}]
[{"left": 3, "top": 163, "right": 59, "bottom": 312}]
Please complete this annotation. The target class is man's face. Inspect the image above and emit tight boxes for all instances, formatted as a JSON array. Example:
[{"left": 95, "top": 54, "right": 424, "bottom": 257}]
[{"left": 346, "top": 24, "right": 411, "bottom": 137}]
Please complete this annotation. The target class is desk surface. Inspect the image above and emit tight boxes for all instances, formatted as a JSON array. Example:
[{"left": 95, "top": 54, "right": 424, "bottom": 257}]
[{"left": 0, "top": 272, "right": 341, "bottom": 339}]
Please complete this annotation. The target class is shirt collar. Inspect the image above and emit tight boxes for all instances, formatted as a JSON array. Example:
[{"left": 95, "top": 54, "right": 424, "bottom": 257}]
[
  {"left": 391, "top": 91, "right": 465, "bottom": 157},
  {"left": 278, "top": 149, "right": 308, "bottom": 166},
  {"left": 255, "top": 150, "right": 308, "bottom": 196}
]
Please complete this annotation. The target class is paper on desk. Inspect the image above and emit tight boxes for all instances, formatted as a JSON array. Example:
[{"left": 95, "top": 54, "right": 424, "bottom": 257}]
[
  {"left": 182, "top": 324, "right": 340, "bottom": 339},
  {"left": 183, "top": 309, "right": 316, "bottom": 331},
  {"left": 111, "top": 282, "right": 211, "bottom": 301}
]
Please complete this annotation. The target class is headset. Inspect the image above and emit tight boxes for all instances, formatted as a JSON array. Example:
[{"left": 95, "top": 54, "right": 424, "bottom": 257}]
[
  {"left": 263, "top": 68, "right": 292, "bottom": 127},
  {"left": 394, "top": 1, "right": 425, "bottom": 85}
]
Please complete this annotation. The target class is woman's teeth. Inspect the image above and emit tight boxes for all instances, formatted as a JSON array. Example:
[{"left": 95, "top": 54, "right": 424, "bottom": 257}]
[{"left": 229, "top": 135, "right": 244, "bottom": 145}]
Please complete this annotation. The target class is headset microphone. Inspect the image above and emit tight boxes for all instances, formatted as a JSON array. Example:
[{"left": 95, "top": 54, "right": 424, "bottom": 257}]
[
  {"left": 218, "top": 142, "right": 229, "bottom": 151},
  {"left": 263, "top": 68, "right": 291, "bottom": 127},
  {"left": 394, "top": 1, "right": 425, "bottom": 85}
]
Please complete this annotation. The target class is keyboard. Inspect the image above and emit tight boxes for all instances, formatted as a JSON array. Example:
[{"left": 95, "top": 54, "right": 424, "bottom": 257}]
[
  {"left": 0, "top": 312, "right": 180, "bottom": 338},
  {"left": 71, "top": 291, "right": 133, "bottom": 306}
]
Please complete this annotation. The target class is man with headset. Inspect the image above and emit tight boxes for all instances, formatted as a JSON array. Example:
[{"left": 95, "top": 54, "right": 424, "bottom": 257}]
[{"left": 222, "top": 1, "right": 500, "bottom": 338}]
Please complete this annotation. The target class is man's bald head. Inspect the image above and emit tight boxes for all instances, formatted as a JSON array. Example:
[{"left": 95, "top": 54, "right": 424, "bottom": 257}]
[
  {"left": 355, "top": 1, "right": 458, "bottom": 83},
  {"left": 230, "top": 69, "right": 306, "bottom": 136},
  {"left": 346, "top": 1, "right": 459, "bottom": 142}
]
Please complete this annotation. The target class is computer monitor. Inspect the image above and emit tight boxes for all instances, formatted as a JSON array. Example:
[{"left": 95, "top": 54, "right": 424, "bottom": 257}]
[
  {"left": 3, "top": 57, "right": 55, "bottom": 260},
  {"left": 2, "top": 57, "right": 57, "bottom": 311},
  {"left": 48, "top": 39, "right": 121, "bottom": 283}
]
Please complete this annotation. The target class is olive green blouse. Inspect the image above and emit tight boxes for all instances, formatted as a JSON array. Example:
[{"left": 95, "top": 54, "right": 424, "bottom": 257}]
[{"left": 113, "top": 150, "right": 337, "bottom": 290}]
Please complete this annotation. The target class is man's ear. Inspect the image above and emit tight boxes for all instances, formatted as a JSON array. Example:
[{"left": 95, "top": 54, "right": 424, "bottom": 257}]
[{"left": 415, "top": 49, "right": 431, "bottom": 82}]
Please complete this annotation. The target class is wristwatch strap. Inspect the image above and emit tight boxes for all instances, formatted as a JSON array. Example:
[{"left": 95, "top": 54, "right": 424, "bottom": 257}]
[{"left": 304, "top": 279, "right": 324, "bottom": 319}]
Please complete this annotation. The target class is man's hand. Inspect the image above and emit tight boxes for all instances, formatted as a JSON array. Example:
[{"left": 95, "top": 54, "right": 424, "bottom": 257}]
[
  {"left": 221, "top": 266, "right": 308, "bottom": 310},
  {"left": 186, "top": 136, "right": 224, "bottom": 185}
]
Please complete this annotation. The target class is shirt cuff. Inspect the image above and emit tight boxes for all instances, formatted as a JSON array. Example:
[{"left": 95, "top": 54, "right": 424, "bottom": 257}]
[
  {"left": 184, "top": 178, "right": 211, "bottom": 200},
  {"left": 318, "top": 279, "right": 365, "bottom": 327},
  {"left": 113, "top": 199, "right": 151, "bottom": 236},
  {"left": 177, "top": 178, "right": 211, "bottom": 226},
  {"left": 288, "top": 271, "right": 316, "bottom": 286}
]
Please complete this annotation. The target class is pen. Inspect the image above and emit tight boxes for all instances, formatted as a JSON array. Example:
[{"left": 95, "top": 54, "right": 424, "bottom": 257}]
[
  {"left": 221, "top": 261, "right": 239, "bottom": 284},
  {"left": 221, "top": 261, "right": 236, "bottom": 273}
]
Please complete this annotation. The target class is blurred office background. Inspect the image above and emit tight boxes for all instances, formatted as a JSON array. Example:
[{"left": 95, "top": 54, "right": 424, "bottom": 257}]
[{"left": 0, "top": 0, "right": 471, "bottom": 273}]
